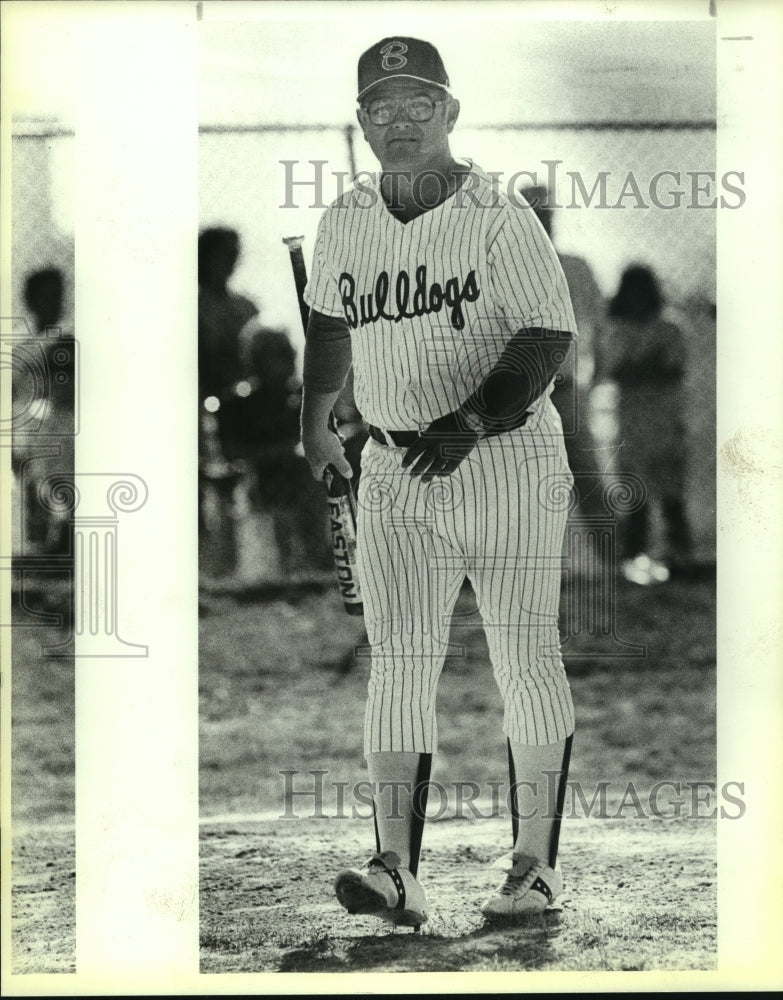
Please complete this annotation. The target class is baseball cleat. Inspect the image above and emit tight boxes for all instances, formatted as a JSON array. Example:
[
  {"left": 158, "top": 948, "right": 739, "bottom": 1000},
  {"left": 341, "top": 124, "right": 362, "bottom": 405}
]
[
  {"left": 334, "top": 850, "right": 428, "bottom": 927},
  {"left": 480, "top": 852, "right": 563, "bottom": 919}
]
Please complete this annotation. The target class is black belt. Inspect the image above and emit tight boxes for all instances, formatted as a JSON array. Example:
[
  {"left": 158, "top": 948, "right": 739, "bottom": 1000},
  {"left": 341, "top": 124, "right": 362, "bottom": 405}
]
[
  {"left": 368, "top": 425, "right": 420, "bottom": 447},
  {"left": 367, "top": 419, "right": 530, "bottom": 448}
]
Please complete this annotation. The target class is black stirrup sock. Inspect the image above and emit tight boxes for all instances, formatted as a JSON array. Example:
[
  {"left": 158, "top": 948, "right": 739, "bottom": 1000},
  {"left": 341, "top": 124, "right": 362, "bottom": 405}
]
[
  {"left": 409, "top": 753, "right": 433, "bottom": 879},
  {"left": 548, "top": 733, "right": 573, "bottom": 869},
  {"left": 507, "top": 738, "right": 519, "bottom": 849}
]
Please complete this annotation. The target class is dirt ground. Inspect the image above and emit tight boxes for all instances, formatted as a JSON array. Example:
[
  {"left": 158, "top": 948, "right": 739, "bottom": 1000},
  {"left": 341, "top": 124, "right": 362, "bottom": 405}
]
[
  {"left": 10, "top": 569, "right": 717, "bottom": 975},
  {"left": 199, "top": 814, "right": 716, "bottom": 974},
  {"left": 10, "top": 825, "right": 76, "bottom": 975}
]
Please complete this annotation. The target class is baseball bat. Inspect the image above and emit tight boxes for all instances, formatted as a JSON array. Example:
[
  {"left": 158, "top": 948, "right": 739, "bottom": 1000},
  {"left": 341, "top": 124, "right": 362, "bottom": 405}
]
[{"left": 282, "top": 235, "right": 363, "bottom": 617}]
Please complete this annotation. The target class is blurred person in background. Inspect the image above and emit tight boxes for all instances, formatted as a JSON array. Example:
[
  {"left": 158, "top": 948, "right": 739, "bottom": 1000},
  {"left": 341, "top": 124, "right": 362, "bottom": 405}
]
[
  {"left": 596, "top": 264, "right": 692, "bottom": 584},
  {"left": 198, "top": 227, "right": 328, "bottom": 580},
  {"left": 12, "top": 267, "right": 75, "bottom": 556},
  {"left": 198, "top": 227, "right": 257, "bottom": 576},
  {"left": 242, "top": 325, "right": 319, "bottom": 575},
  {"left": 25, "top": 268, "right": 66, "bottom": 336},
  {"left": 518, "top": 185, "right": 605, "bottom": 517},
  {"left": 198, "top": 226, "right": 262, "bottom": 460}
]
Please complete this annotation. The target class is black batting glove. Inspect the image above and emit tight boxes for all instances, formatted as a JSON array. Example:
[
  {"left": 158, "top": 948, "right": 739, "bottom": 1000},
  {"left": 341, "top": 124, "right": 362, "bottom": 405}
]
[{"left": 400, "top": 410, "right": 480, "bottom": 481}]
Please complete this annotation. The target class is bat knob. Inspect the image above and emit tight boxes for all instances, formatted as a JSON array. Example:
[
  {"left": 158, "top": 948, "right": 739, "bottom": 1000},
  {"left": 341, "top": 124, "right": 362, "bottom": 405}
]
[{"left": 282, "top": 235, "right": 305, "bottom": 248}]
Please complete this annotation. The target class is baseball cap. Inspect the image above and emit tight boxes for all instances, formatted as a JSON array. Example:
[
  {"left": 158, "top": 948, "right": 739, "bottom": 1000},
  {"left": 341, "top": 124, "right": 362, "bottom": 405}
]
[{"left": 357, "top": 37, "right": 450, "bottom": 101}]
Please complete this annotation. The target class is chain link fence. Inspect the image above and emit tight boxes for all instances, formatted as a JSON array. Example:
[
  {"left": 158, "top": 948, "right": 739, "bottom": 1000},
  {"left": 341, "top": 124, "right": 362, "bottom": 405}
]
[
  {"left": 10, "top": 122, "right": 716, "bottom": 339},
  {"left": 10, "top": 119, "right": 716, "bottom": 565}
]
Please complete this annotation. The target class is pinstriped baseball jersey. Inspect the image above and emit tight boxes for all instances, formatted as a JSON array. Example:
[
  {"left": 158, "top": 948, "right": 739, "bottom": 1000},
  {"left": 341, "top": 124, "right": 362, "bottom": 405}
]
[{"left": 304, "top": 161, "right": 577, "bottom": 432}]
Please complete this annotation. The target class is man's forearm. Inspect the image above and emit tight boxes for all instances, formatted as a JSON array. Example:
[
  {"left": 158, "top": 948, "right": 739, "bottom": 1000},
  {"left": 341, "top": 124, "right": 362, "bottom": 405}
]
[
  {"left": 459, "top": 328, "right": 573, "bottom": 432},
  {"left": 300, "top": 384, "right": 343, "bottom": 437},
  {"left": 301, "top": 309, "right": 353, "bottom": 432},
  {"left": 302, "top": 309, "right": 352, "bottom": 393},
  {"left": 299, "top": 308, "right": 356, "bottom": 479}
]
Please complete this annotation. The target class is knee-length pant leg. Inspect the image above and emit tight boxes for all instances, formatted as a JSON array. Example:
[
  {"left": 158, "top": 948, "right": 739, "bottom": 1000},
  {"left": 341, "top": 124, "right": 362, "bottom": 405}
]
[
  {"left": 357, "top": 441, "right": 467, "bottom": 754},
  {"left": 463, "top": 434, "right": 575, "bottom": 746}
]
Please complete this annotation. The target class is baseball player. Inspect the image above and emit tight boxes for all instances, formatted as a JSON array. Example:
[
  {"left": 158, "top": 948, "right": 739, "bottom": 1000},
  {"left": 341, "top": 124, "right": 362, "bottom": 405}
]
[{"left": 301, "top": 37, "right": 577, "bottom": 925}]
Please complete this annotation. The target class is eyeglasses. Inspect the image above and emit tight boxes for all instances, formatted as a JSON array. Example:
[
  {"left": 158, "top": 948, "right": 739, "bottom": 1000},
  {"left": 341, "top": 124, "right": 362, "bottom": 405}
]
[{"left": 364, "top": 95, "right": 445, "bottom": 126}]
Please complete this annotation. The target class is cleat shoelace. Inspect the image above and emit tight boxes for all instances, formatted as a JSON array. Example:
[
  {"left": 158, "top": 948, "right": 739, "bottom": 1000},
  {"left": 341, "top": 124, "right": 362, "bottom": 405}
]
[{"left": 498, "top": 862, "right": 539, "bottom": 896}]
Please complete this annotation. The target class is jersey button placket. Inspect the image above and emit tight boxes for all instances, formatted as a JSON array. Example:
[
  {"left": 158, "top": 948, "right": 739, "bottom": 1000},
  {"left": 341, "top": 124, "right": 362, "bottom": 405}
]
[{"left": 402, "top": 376, "right": 419, "bottom": 424}]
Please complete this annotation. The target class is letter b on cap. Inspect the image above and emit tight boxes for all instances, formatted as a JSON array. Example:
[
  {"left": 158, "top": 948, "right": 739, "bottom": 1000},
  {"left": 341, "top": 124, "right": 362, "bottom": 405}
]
[{"left": 381, "top": 41, "right": 408, "bottom": 71}]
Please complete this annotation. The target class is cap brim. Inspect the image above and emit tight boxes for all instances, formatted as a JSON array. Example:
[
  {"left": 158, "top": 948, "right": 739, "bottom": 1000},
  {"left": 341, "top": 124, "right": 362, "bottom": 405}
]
[{"left": 357, "top": 75, "right": 450, "bottom": 101}]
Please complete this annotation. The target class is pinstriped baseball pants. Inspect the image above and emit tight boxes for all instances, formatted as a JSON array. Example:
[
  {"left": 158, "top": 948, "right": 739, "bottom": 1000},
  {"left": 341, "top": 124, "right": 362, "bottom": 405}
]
[{"left": 356, "top": 408, "right": 576, "bottom": 755}]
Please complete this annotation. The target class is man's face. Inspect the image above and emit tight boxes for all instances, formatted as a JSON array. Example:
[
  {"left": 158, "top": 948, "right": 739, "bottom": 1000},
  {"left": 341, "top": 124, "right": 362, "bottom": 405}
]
[{"left": 357, "top": 79, "right": 459, "bottom": 170}]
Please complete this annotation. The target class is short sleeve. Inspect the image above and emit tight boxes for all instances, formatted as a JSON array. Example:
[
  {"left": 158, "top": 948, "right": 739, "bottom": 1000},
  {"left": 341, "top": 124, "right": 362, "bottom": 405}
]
[
  {"left": 303, "top": 211, "right": 345, "bottom": 319},
  {"left": 487, "top": 200, "right": 577, "bottom": 335}
]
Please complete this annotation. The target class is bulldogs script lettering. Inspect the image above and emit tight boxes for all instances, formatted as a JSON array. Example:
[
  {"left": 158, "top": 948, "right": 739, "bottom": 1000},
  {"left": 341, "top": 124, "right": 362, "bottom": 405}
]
[{"left": 338, "top": 266, "right": 480, "bottom": 331}]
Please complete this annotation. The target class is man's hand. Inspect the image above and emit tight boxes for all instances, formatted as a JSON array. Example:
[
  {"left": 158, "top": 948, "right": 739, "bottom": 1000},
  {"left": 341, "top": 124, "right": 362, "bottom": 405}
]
[
  {"left": 401, "top": 411, "right": 480, "bottom": 481},
  {"left": 301, "top": 382, "right": 353, "bottom": 482},
  {"left": 302, "top": 426, "right": 353, "bottom": 482}
]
